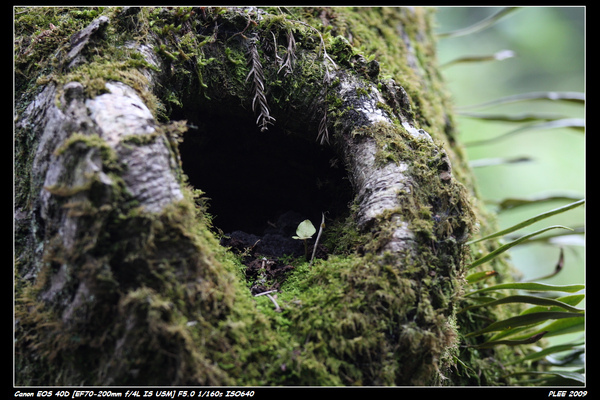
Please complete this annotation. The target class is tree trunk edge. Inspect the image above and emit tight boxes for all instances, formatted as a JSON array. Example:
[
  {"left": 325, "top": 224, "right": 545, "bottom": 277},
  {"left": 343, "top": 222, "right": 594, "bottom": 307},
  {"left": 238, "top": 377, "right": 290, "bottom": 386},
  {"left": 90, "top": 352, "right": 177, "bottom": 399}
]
[{"left": 14, "top": 7, "right": 520, "bottom": 386}]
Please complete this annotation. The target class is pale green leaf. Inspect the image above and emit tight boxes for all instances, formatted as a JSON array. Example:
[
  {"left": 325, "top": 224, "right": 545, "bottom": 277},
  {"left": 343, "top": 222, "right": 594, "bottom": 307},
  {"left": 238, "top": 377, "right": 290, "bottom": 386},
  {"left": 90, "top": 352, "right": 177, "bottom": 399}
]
[
  {"left": 466, "top": 118, "right": 584, "bottom": 146},
  {"left": 466, "top": 225, "right": 573, "bottom": 269},
  {"left": 292, "top": 219, "right": 316, "bottom": 240},
  {"left": 465, "top": 270, "right": 498, "bottom": 284},
  {"left": 491, "top": 193, "right": 584, "bottom": 211},
  {"left": 459, "top": 111, "right": 569, "bottom": 123},
  {"left": 441, "top": 49, "right": 515, "bottom": 68},
  {"left": 467, "top": 199, "right": 584, "bottom": 244},
  {"left": 469, "top": 156, "right": 532, "bottom": 168},
  {"left": 529, "top": 316, "right": 585, "bottom": 338},
  {"left": 457, "top": 91, "right": 585, "bottom": 110},
  {"left": 438, "top": 7, "right": 520, "bottom": 38}
]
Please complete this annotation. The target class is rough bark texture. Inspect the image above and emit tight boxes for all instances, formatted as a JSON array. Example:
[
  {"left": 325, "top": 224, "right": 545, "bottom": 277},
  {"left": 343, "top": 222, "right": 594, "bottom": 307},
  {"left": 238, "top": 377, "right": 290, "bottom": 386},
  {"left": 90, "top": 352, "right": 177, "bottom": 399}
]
[{"left": 15, "top": 7, "right": 517, "bottom": 386}]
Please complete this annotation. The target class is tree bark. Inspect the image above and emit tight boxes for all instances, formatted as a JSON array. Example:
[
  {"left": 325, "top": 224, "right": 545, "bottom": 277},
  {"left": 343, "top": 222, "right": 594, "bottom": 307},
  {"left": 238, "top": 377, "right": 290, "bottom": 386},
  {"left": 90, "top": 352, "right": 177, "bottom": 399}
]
[{"left": 15, "top": 7, "right": 507, "bottom": 386}]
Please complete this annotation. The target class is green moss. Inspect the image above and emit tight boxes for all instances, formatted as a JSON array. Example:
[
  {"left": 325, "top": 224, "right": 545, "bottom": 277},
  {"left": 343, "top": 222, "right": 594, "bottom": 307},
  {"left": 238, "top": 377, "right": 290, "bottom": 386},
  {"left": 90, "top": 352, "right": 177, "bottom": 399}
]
[{"left": 15, "top": 6, "right": 528, "bottom": 386}]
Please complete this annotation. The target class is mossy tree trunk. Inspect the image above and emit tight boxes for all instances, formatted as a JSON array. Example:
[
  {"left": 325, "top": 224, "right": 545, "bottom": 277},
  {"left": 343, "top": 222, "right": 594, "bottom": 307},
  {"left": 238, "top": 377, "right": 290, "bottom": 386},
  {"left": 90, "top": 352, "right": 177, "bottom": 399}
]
[{"left": 15, "top": 7, "right": 513, "bottom": 386}]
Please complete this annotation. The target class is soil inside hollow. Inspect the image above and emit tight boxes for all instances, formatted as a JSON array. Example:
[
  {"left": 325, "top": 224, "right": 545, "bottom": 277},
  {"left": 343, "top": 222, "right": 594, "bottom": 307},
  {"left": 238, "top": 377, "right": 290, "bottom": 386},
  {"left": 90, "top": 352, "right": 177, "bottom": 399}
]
[{"left": 220, "top": 210, "right": 329, "bottom": 294}]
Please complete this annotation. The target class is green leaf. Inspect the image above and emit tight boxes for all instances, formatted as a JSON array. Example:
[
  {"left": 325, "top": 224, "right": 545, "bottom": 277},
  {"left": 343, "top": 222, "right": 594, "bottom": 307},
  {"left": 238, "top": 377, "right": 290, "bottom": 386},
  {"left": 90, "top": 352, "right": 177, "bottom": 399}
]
[
  {"left": 486, "top": 313, "right": 584, "bottom": 342},
  {"left": 472, "top": 331, "right": 548, "bottom": 349},
  {"left": 485, "top": 295, "right": 584, "bottom": 342},
  {"left": 467, "top": 199, "right": 584, "bottom": 244},
  {"left": 464, "top": 311, "right": 583, "bottom": 338},
  {"left": 543, "top": 346, "right": 585, "bottom": 367},
  {"left": 519, "top": 294, "right": 584, "bottom": 315},
  {"left": 529, "top": 316, "right": 585, "bottom": 338},
  {"left": 466, "top": 282, "right": 585, "bottom": 297},
  {"left": 507, "top": 370, "right": 585, "bottom": 385},
  {"left": 515, "top": 229, "right": 584, "bottom": 246},
  {"left": 469, "top": 156, "right": 532, "bottom": 168},
  {"left": 508, "top": 341, "right": 584, "bottom": 365},
  {"left": 459, "top": 295, "right": 584, "bottom": 314},
  {"left": 441, "top": 49, "right": 515, "bottom": 68},
  {"left": 466, "top": 225, "right": 573, "bottom": 269},
  {"left": 438, "top": 7, "right": 521, "bottom": 38},
  {"left": 491, "top": 193, "right": 584, "bottom": 211},
  {"left": 292, "top": 219, "right": 316, "bottom": 240},
  {"left": 459, "top": 111, "right": 569, "bottom": 123},
  {"left": 466, "top": 118, "right": 584, "bottom": 146},
  {"left": 465, "top": 270, "right": 498, "bottom": 284},
  {"left": 457, "top": 91, "right": 585, "bottom": 110}
]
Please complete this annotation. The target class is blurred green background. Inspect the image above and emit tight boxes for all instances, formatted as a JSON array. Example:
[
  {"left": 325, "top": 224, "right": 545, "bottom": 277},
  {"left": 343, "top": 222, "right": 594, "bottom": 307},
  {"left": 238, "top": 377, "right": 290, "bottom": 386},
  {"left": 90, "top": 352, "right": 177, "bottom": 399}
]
[{"left": 434, "top": 7, "right": 585, "bottom": 290}]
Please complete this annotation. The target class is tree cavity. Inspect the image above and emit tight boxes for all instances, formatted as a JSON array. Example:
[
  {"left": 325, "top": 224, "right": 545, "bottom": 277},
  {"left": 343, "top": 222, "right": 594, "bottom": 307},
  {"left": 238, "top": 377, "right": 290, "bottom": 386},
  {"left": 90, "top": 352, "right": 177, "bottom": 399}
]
[{"left": 174, "top": 105, "right": 353, "bottom": 259}]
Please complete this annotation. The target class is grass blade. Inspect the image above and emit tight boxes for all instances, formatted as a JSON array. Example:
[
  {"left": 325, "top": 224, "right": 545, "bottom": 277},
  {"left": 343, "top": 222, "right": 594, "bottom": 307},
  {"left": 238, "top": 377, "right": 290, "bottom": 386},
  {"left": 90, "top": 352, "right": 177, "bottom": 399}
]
[
  {"left": 459, "top": 111, "right": 569, "bottom": 123},
  {"left": 438, "top": 7, "right": 520, "bottom": 38},
  {"left": 506, "top": 370, "right": 585, "bottom": 385},
  {"left": 467, "top": 199, "right": 584, "bottom": 245},
  {"left": 544, "top": 346, "right": 585, "bottom": 367},
  {"left": 457, "top": 91, "right": 585, "bottom": 110},
  {"left": 465, "top": 118, "right": 584, "bottom": 146},
  {"left": 465, "top": 270, "right": 498, "bottom": 284},
  {"left": 459, "top": 294, "right": 584, "bottom": 314},
  {"left": 466, "top": 226, "right": 573, "bottom": 269},
  {"left": 485, "top": 295, "right": 584, "bottom": 341},
  {"left": 441, "top": 49, "right": 515, "bottom": 68},
  {"left": 528, "top": 315, "right": 585, "bottom": 338},
  {"left": 466, "top": 282, "right": 585, "bottom": 297},
  {"left": 464, "top": 311, "right": 583, "bottom": 338},
  {"left": 507, "top": 341, "right": 584, "bottom": 364},
  {"left": 491, "top": 193, "right": 584, "bottom": 211},
  {"left": 470, "top": 156, "right": 532, "bottom": 168},
  {"left": 472, "top": 331, "right": 548, "bottom": 349}
]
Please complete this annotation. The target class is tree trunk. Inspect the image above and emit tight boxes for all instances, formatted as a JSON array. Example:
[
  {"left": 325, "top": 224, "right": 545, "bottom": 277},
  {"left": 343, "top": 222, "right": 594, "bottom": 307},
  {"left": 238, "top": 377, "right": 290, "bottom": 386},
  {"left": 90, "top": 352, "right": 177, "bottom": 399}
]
[{"left": 14, "top": 7, "right": 508, "bottom": 386}]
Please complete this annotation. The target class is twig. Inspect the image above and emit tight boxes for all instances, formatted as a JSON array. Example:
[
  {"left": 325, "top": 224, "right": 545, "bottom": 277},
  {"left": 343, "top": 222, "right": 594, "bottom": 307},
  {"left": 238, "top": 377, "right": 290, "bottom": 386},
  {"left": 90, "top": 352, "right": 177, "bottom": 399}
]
[
  {"left": 254, "top": 290, "right": 281, "bottom": 311},
  {"left": 310, "top": 212, "right": 326, "bottom": 265},
  {"left": 254, "top": 289, "right": 278, "bottom": 297},
  {"left": 266, "top": 294, "right": 281, "bottom": 312},
  {"left": 290, "top": 20, "right": 337, "bottom": 69}
]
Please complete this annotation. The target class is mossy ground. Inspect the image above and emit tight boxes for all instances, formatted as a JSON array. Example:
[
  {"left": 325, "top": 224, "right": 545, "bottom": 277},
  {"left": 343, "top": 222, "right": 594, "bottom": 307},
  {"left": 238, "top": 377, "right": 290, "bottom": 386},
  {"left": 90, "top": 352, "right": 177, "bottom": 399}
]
[{"left": 15, "top": 6, "right": 530, "bottom": 386}]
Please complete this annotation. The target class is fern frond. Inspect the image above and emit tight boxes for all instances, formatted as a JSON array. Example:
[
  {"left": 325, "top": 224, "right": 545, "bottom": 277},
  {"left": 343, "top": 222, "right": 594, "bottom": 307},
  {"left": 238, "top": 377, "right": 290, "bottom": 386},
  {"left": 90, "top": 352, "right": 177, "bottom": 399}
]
[
  {"left": 246, "top": 35, "right": 275, "bottom": 132},
  {"left": 317, "top": 110, "right": 329, "bottom": 145},
  {"left": 277, "top": 29, "right": 297, "bottom": 76}
]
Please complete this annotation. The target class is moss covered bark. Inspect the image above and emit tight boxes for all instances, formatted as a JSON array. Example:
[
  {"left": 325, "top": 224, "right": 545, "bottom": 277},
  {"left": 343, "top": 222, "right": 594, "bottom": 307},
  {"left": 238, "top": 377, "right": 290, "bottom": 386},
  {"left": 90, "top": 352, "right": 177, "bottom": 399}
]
[{"left": 15, "top": 6, "right": 526, "bottom": 386}]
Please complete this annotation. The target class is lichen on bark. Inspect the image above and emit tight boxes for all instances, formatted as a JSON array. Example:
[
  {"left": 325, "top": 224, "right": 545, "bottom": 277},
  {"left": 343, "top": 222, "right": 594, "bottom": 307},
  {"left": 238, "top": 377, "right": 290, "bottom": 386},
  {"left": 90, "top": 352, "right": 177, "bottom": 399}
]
[{"left": 15, "top": 6, "right": 520, "bottom": 386}]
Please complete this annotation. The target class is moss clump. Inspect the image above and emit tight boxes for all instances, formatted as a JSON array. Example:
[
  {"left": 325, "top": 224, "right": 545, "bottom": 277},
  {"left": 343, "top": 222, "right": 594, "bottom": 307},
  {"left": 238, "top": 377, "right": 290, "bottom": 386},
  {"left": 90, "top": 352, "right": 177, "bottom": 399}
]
[{"left": 251, "top": 253, "right": 459, "bottom": 385}]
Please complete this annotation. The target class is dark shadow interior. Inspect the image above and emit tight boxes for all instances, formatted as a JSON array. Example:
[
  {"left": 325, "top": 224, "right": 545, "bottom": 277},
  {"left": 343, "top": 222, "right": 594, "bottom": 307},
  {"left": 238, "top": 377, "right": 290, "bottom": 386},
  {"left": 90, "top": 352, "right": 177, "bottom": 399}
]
[{"left": 173, "top": 104, "right": 353, "bottom": 257}]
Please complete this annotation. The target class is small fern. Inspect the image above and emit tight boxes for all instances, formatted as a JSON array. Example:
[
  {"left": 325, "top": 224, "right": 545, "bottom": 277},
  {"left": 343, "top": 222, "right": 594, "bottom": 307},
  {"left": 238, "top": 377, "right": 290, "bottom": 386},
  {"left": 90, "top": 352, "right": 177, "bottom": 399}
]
[
  {"left": 277, "top": 28, "right": 297, "bottom": 76},
  {"left": 246, "top": 33, "right": 275, "bottom": 132}
]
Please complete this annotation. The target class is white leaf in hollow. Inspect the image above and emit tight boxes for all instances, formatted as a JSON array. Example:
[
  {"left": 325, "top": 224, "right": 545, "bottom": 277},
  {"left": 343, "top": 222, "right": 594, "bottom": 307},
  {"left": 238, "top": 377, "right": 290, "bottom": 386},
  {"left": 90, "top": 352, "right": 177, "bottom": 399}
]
[{"left": 293, "top": 219, "right": 316, "bottom": 240}]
